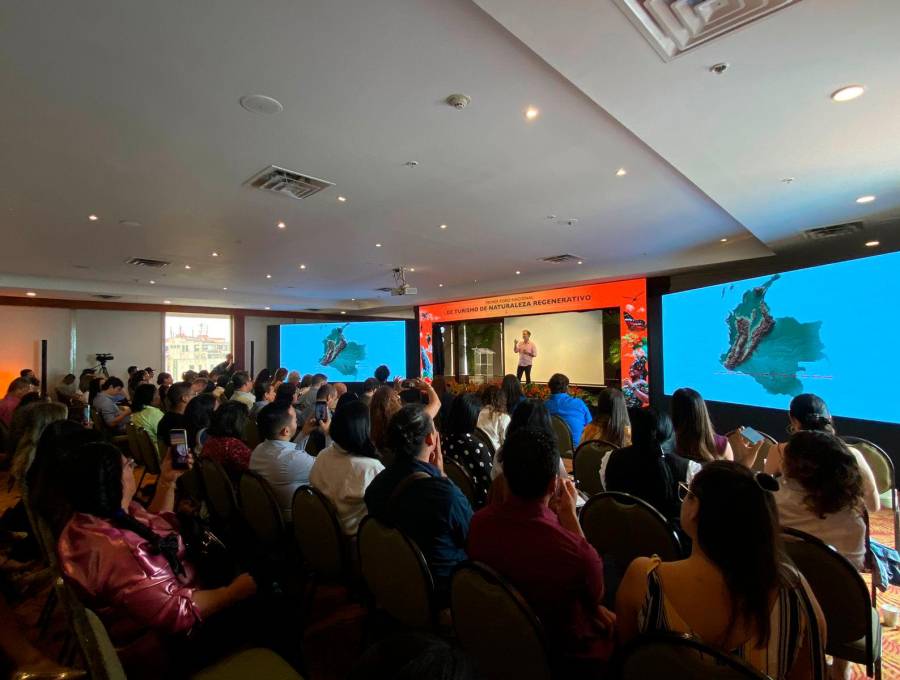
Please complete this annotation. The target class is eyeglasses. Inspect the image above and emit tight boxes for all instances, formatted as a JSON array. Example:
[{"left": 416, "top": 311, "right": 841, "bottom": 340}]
[{"left": 677, "top": 481, "right": 692, "bottom": 502}]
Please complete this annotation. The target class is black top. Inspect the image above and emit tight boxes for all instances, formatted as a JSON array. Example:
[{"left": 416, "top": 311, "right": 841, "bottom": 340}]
[
  {"left": 604, "top": 445, "right": 692, "bottom": 519},
  {"left": 365, "top": 458, "right": 473, "bottom": 600},
  {"left": 156, "top": 411, "right": 186, "bottom": 447}
]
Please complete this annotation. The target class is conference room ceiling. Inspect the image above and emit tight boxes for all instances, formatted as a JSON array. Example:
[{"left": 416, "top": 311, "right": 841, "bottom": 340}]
[{"left": 0, "top": 0, "right": 895, "bottom": 312}]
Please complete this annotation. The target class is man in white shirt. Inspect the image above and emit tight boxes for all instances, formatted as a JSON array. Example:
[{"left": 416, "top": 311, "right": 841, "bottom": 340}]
[
  {"left": 249, "top": 401, "right": 320, "bottom": 521},
  {"left": 230, "top": 371, "right": 255, "bottom": 409}
]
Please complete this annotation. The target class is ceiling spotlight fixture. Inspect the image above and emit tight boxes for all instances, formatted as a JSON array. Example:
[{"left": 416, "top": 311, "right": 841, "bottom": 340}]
[
  {"left": 277, "top": 221, "right": 286, "bottom": 229},
  {"left": 404, "top": 161, "right": 419, "bottom": 167},
  {"left": 337, "top": 195, "right": 347, "bottom": 202},
  {"left": 340, "top": 311, "right": 347, "bottom": 315},
  {"left": 351, "top": 298, "right": 357, "bottom": 301},
  {"left": 266, "top": 274, "right": 272, "bottom": 279},
  {"left": 299, "top": 264, "right": 307, "bottom": 270},
  {"left": 709, "top": 62, "right": 729, "bottom": 75},
  {"left": 239, "top": 94, "right": 284, "bottom": 115},
  {"left": 25, "top": 291, "right": 36, "bottom": 297},
  {"left": 831, "top": 85, "right": 865, "bottom": 102},
  {"left": 375, "top": 243, "right": 382, "bottom": 248},
  {"left": 409, "top": 268, "right": 416, "bottom": 272},
  {"left": 439, "top": 283, "right": 444, "bottom": 288},
  {"left": 616, "top": 168, "right": 627, "bottom": 177},
  {"left": 211, "top": 251, "right": 219, "bottom": 257},
  {"left": 856, "top": 195, "right": 876, "bottom": 204},
  {"left": 163, "top": 300, "right": 172, "bottom": 304},
  {"left": 88, "top": 214, "right": 99, "bottom": 221},
  {"left": 439, "top": 224, "right": 447, "bottom": 230},
  {"left": 515, "top": 270, "right": 521, "bottom": 275},
  {"left": 264, "top": 306, "right": 271, "bottom": 310},
  {"left": 781, "top": 177, "right": 795, "bottom": 184},
  {"left": 577, "top": 260, "right": 584, "bottom": 265},
  {"left": 446, "top": 93, "right": 471, "bottom": 110},
  {"left": 720, "top": 238, "right": 728, "bottom": 243},
  {"left": 149, "top": 280, "right": 156, "bottom": 285},
  {"left": 865, "top": 240, "right": 880, "bottom": 247},
  {"left": 524, "top": 106, "right": 540, "bottom": 120},
  {"left": 222, "top": 287, "right": 228, "bottom": 291},
  {"left": 184, "top": 265, "right": 191, "bottom": 270}
]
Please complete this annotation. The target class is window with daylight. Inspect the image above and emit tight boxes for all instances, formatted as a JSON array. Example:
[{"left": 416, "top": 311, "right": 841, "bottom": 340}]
[{"left": 164, "top": 314, "right": 232, "bottom": 379}]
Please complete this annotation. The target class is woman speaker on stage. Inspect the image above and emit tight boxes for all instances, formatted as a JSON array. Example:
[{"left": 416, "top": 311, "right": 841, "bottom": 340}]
[{"left": 513, "top": 329, "right": 537, "bottom": 383}]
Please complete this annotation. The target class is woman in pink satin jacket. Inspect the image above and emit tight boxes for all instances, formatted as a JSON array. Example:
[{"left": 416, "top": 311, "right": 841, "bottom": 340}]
[{"left": 57, "top": 443, "right": 256, "bottom": 643}]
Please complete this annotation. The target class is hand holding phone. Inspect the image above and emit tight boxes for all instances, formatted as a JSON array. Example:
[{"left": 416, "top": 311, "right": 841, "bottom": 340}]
[
  {"left": 170, "top": 429, "right": 190, "bottom": 469},
  {"left": 740, "top": 427, "right": 765, "bottom": 445},
  {"left": 314, "top": 401, "right": 329, "bottom": 422}
]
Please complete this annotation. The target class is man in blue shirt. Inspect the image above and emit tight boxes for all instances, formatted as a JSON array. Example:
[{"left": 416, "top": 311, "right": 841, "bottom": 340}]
[{"left": 544, "top": 373, "right": 592, "bottom": 446}]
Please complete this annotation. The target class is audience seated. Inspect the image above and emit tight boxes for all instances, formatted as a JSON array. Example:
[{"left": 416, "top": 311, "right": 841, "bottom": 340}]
[
  {"left": 475, "top": 384, "right": 510, "bottom": 452},
  {"left": 184, "top": 392, "right": 217, "bottom": 452},
  {"left": 370, "top": 385, "right": 402, "bottom": 456},
  {"left": 0, "top": 377, "right": 35, "bottom": 427},
  {"left": 287, "top": 370, "right": 301, "bottom": 385},
  {"left": 130, "top": 383, "right": 165, "bottom": 445},
  {"left": 212, "top": 352, "right": 235, "bottom": 378},
  {"left": 298, "top": 373, "right": 327, "bottom": 420},
  {"left": 11, "top": 401, "right": 67, "bottom": 488},
  {"left": 55, "top": 373, "right": 85, "bottom": 404},
  {"left": 468, "top": 428, "right": 614, "bottom": 672},
  {"left": 348, "top": 631, "right": 477, "bottom": 680},
  {"left": 309, "top": 401, "right": 384, "bottom": 536},
  {"left": 229, "top": 371, "right": 254, "bottom": 409},
  {"left": 249, "top": 401, "right": 318, "bottom": 521},
  {"left": 191, "top": 377, "right": 211, "bottom": 396},
  {"left": 763, "top": 393, "right": 880, "bottom": 512},
  {"left": 92, "top": 377, "right": 131, "bottom": 434},
  {"left": 272, "top": 367, "right": 288, "bottom": 384},
  {"left": 500, "top": 373, "right": 525, "bottom": 417},
  {"left": 671, "top": 387, "right": 733, "bottom": 462},
  {"left": 544, "top": 373, "right": 592, "bottom": 446},
  {"left": 58, "top": 443, "right": 257, "bottom": 647},
  {"left": 296, "top": 373, "right": 313, "bottom": 396},
  {"left": 8, "top": 392, "right": 50, "bottom": 454},
  {"left": 603, "top": 407, "right": 697, "bottom": 519},
  {"left": 274, "top": 381, "right": 300, "bottom": 405},
  {"left": 201, "top": 401, "right": 252, "bottom": 480},
  {"left": 78, "top": 368, "right": 97, "bottom": 394},
  {"left": 127, "top": 369, "right": 148, "bottom": 400},
  {"left": 250, "top": 379, "right": 276, "bottom": 418},
  {"left": 156, "top": 371, "right": 173, "bottom": 406},
  {"left": 443, "top": 393, "right": 493, "bottom": 506},
  {"left": 374, "top": 364, "right": 391, "bottom": 385},
  {"left": 581, "top": 387, "right": 631, "bottom": 448},
  {"left": 365, "top": 404, "right": 472, "bottom": 604},
  {"left": 359, "top": 377, "right": 378, "bottom": 406},
  {"left": 490, "top": 399, "right": 566, "bottom": 482},
  {"left": 775, "top": 430, "right": 866, "bottom": 569},
  {"left": 616, "top": 461, "right": 825, "bottom": 680},
  {"left": 310, "top": 382, "right": 339, "bottom": 422},
  {"left": 157, "top": 381, "right": 192, "bottom": 446}
]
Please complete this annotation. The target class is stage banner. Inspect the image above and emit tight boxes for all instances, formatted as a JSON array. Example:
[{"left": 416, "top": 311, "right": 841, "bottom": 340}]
[{"left": 417, "top": 279, "right": 648, "bottom": 404}]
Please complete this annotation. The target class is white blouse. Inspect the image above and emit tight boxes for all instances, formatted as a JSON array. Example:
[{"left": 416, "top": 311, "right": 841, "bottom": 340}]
[
  {"left": 476, "top": 408, "right": 511, "bottom": 452},
  {"left": 309, "top": 444, "right": 384, "bottom": 536}
]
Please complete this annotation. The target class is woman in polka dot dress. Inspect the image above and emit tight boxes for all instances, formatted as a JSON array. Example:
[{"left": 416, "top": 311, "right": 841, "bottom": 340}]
[{"left": 442, "top": 392, "right": 493, "bottom": 506}]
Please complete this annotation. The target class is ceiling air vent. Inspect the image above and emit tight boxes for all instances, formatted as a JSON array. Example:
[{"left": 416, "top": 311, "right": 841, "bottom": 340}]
[
  {"left": 538, "top": 254, "right": 583, "bottom": 264},
  {"left": 92, "top": 294, "right": 122, "bottom": 300},
  {"left": 613, "top": 0, "right": 803, "bottom": 61},
  {"left": 803, "top": 222, "right": 863, "bottom": 241},
  {"left": 374, "top": 287, "right": 394, "bottom": 293},
  {"left": 245, "top": 165, "right": 335, "bottom": 201},
  {"left": 125, "top": 257, "right": 170, "bottom": 268}
]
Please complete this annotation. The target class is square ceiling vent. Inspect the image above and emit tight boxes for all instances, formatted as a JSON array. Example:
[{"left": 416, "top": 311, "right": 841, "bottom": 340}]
[{"left": 613, "top": 0, "right": 803, "bottom": 61}]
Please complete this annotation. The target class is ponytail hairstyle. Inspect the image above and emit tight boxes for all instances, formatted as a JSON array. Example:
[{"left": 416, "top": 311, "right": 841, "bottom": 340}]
[
  {"left": 68, "top": 443, "right": 185, "bottom": 576},
  {"left": 671, "top": 387, "right": 719, "bottom": 462},
  {"left": 330, "top": 400, "right": 379, "bottom": 460},
  {"left": 591, "top": 388, "right": 630, "bottom": 448},
  {"left": 789, "top": 394, "right": 835, "bottom": 434},
  {"left": 131, "top": 383, "right": 157, "bottom": 413},
  {"left": 784, "top": 430, "right": 863, "bottom": 517},
  {"left": 387, "top": 404, "right": 435, "bottom": 461},
  {"left": 688, "top": 461, "right": 783, "bottom": 647}
]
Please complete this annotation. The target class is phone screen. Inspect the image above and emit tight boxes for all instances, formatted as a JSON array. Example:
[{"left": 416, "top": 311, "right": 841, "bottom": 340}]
[
  {"left": 83, "top": 405, "right": 91, "bottom": 425},
  {"left": 741, "top": 427, "right": 765, "bottom": 445},
  {"left": 170, "top": 429, "right": 189, "bottom": 469},
  {"left": 315, "top": 402, "right": 328, "bottom": 422}
]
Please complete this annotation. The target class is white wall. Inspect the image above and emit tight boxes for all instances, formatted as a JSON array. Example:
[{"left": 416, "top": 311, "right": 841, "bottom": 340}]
[
  {"left": 0, "top": 306, "right": 73, "bottom": 388},
  {"left": 244, "top": 316, "right": 301, "bottom": 375},
  {"left": 503, "top": 311, "right": 605, "bottom": 385},
  {"left": 73, "top": 309, "right": 163, "bottom": 380}
]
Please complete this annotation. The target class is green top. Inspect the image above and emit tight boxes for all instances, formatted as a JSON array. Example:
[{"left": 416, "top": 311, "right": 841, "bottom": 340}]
[{"left": 131, "top": 405, "right": 165, "bottom": 445}]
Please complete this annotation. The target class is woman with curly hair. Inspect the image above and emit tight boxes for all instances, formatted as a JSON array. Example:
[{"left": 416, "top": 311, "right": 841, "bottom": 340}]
[{"left": 775, "top": 430, "right": 866, "bottom": 569}]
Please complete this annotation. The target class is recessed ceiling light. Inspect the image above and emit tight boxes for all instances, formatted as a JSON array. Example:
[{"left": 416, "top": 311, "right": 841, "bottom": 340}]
[
  {"left": 524, "top": 106, "right": 539, "bottom": 120},
  {"left": 439, "top": 224, "right": 447, "bottom": 230},
  {"left": 337, "top": 196, "right": 347, "bottom": 202},
  {"left": 375, "top": 243, "right": 382, "bottom": 248},
  {"left": 781, "top": 177, "right": 795, "bottom": 184},
  {"left": 266, "top": 274, "right": 272, "bottom": 279},
  {"left": 577, "top": 261, "right": 583, "bottom": 265},
  {"left": 277, "top": 221, "right": 286, "bottom": 229},
  {"left": 720, "top": 238, "right": 728, "bottom": 242},
  {"left": 439, "top": 283, "right": 444, "bottom": 288},
  {"left": 222, "top": 287, "right": 228, "bottom": 291},
  {"left": 239, "top": 94, "right": 284, "bottom": 115},
  {"left": 149, "top": 280, "right": 156, "bottom": 285},
  {"left": 211, "top": 251, "right": 219, "bottom": 257},
  {"left": 865, "top": 240, "right": 880, "bottom": 247},
  {"left": 340, "top": 311, "right": 347, "bottom": 315},
  {"left": 184, "top": 264, "right": 191, "bottom": 270},
  {"left": 831, "top": 85, "right": 865, "bottom": 102},
  {"left": 25, "top": 291, "right": 36, "bottom": 297},
  {"left": 410, "top": 268, "right": 416, "bottom": 272},
  {"left": 88, "top": 214, "right": 98, "bottom": 221},
  {"left": 264, "top": 306, "right": 271, "bottom": 310},
  {"left": 856, "top": 195, "right": 876, "bottom": 204},
  {"left": 515, "top": 270, "right": 521, "bottom": 275},
  {"left": 299, "top": 264, "right": 307, "bottom": 270},
  {"left": 616, "top": 168, "right": 627, "bottom": 177},
  {"left": 163, "top": 300, "right": 172, "bottom": 304},
  {"left": 351, "top": 298, "right": 356, "bottom": 301}
]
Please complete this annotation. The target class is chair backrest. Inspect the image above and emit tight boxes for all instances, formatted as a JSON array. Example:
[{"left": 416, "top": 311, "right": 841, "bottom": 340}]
[
  {"left": 125, "top": 424, "right": 144, "bottom": 466},
  {"left": 781, "top": 527, "right": 873, "bottom": 648},
  {"left": 200, "top": 458, "right": 240, "bottom": 524},
  {"left": 451, "top": 561, "right": 553, "bottom": 680},
  {"left": 244, "top": 418, "right": 261, "bottom": 449},
  {"left": 292, "top": 485, "right": 347, "bottom": 580},
  {"left": 472, "top": 427, "right": 496, "bottom": 457},
  {"left": 358, "top": 516, "right": 436, "bottom": 629},
  {"left": 843, "top": 436, "right": 894, "bottom": 496},
  {"left": 56, "top": 578, "right": 126, "bottom": 680},
  {"left": 444, "top": 457, "right": 477, "bottom": 508},
  {"left": 239, "top": 471, "right": 285, "bottom": 552},
  {"left": 135, "top": 426, "right": 160, "bottom": 474},
  {"left": 550, "top": 415, "right": 574, "bottom": 458},
  {"left": 573, "top": 439, "right": 616, "bottom": 496},
  {"left": 92, "top": 408, "right": 113, "bottom": 440},
  {"left": 612, "top": 631, "right": 770, "bottom": 680}
]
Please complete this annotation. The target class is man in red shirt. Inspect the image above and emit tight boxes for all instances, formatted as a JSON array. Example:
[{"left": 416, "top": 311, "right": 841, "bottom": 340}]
[
  {"left": 0, "top": 377, "right": 34, "bottom": 427},
  {"left": 467, "top": 428, "right": 614, "bottom": 672}
]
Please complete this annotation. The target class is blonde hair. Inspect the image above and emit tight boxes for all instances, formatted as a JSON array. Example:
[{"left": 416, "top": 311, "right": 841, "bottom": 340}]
[{"left": 12, "top": 402, "right": 67, "bottom": 488}]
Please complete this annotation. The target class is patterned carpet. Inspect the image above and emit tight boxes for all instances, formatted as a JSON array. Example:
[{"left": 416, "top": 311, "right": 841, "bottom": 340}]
[{"left": 858, "top": 509, "right": 899, "bottom": 679}]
